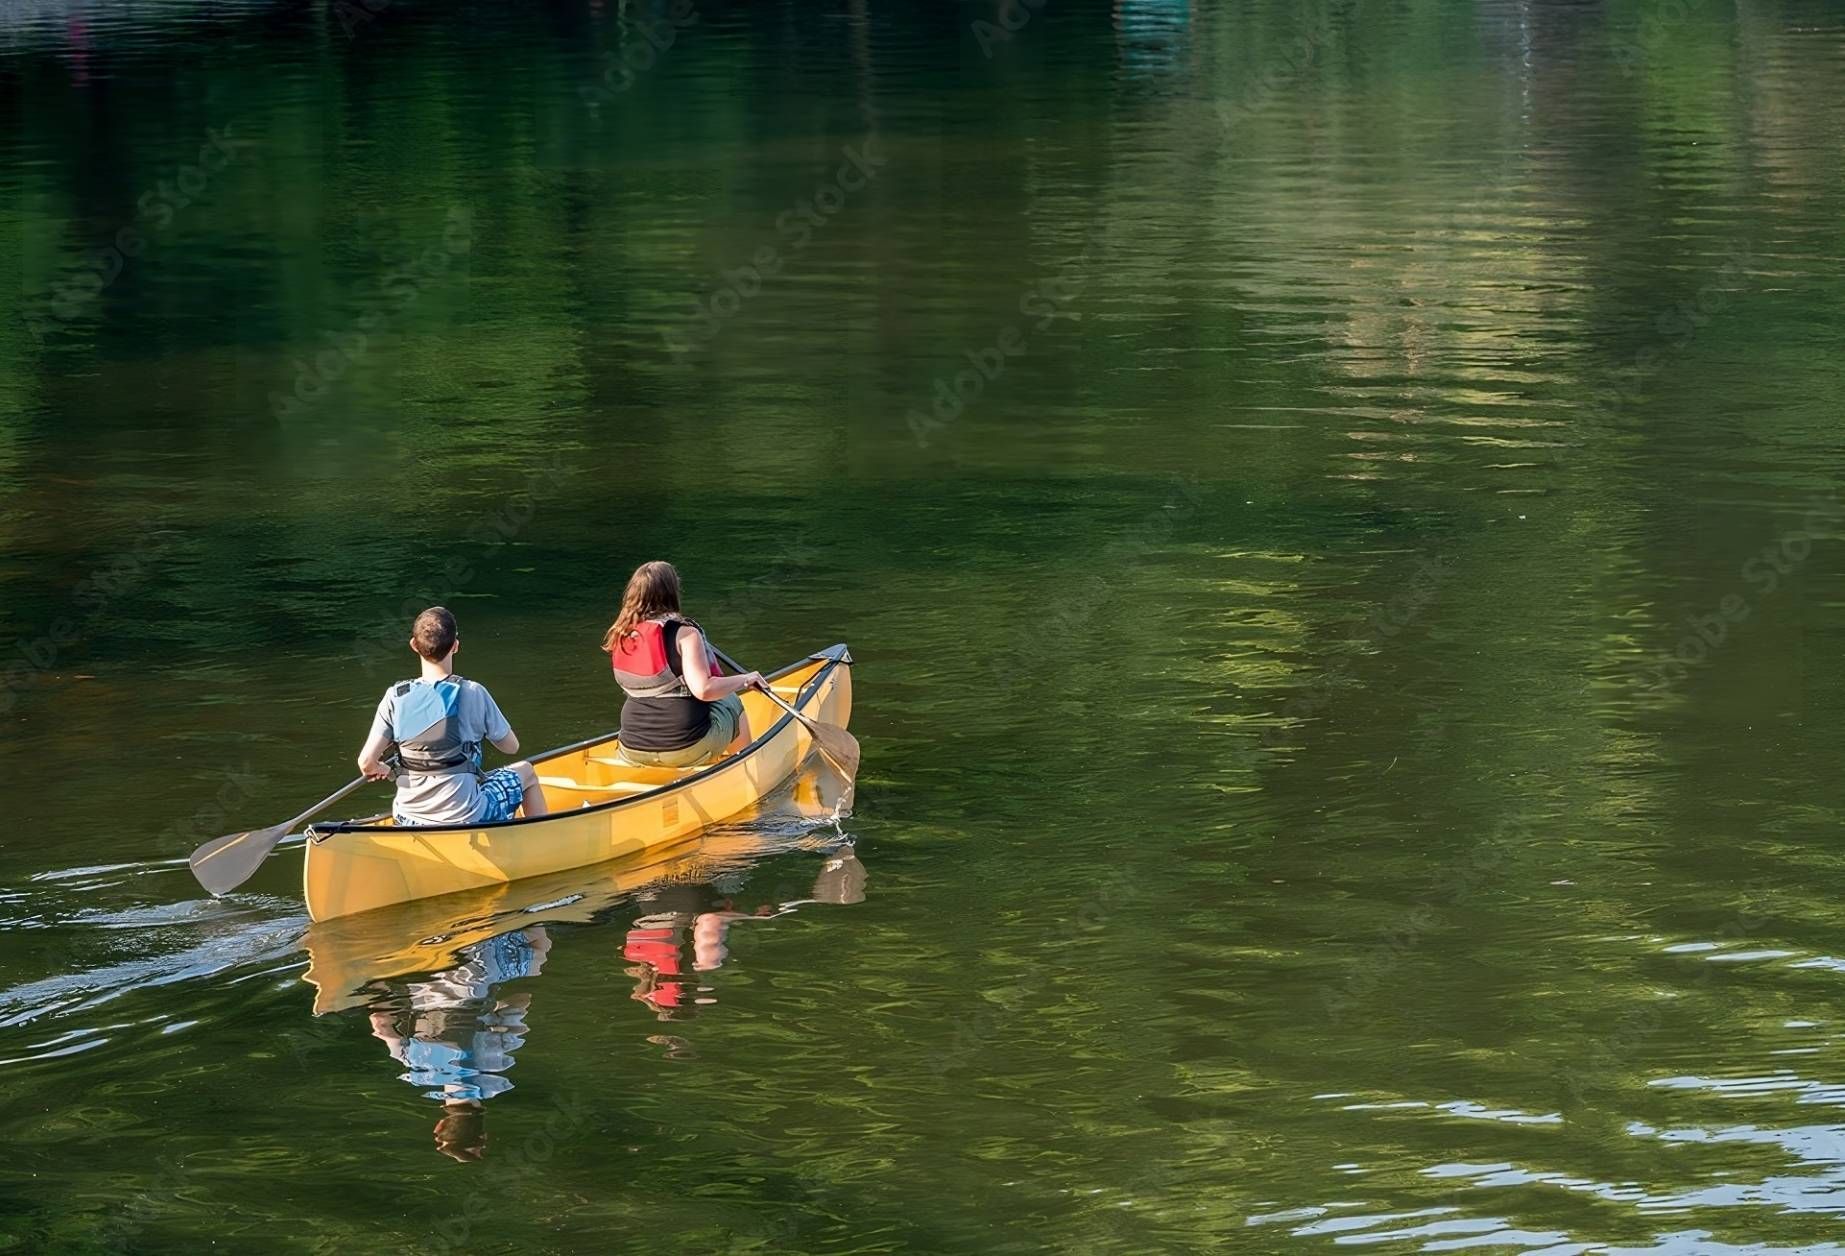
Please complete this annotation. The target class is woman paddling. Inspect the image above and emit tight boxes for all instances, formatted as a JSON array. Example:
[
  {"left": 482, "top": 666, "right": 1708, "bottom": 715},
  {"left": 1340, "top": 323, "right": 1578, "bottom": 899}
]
[{"left": 604, "top": 561, "right": 767, "bottom": 767}]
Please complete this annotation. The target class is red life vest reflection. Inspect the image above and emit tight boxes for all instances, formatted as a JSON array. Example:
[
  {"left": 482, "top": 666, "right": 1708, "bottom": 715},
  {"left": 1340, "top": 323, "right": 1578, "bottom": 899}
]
[
  {"left": 622, "top": 906, "right": 754, "bottom": 1015},
  {"left": 623, "top": 917, "right": 697, "bottom": 1012},
  {"left": 621, "top": 849, "right": 864, "bottom": 1021}
]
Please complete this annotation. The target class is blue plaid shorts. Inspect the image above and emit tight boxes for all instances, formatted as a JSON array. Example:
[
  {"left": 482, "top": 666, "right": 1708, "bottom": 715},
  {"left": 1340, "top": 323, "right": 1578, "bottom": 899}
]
[{"left": 474, "top": 766, "right": 526, "bottom": 823}]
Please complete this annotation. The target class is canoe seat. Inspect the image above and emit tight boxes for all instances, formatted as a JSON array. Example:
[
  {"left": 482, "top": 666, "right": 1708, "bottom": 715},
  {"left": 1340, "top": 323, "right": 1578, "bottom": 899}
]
[
  {"left": 537, "top": 776, "right": 661, "bottom": 795},
  {"left": 582, "top": 758, "right": 700, "bottom": 780}
]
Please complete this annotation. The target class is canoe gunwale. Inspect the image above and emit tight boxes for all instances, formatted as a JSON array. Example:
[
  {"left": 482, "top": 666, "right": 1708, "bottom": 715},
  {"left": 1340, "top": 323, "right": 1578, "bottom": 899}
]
[{"left": 305, "top": 643, "right": 849, "bottom": 839}]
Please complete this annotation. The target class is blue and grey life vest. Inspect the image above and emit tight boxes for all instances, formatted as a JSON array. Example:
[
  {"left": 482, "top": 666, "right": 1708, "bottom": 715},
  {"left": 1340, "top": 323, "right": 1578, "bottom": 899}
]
[{"left": 392, "top": 674, "right": 482, "bottom": 777}]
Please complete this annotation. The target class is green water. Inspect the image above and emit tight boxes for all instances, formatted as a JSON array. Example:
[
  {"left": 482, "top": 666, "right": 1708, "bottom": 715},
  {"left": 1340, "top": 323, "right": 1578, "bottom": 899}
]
[{"left": 6, "top": 0, "right": 1845, "bottom": 1250}]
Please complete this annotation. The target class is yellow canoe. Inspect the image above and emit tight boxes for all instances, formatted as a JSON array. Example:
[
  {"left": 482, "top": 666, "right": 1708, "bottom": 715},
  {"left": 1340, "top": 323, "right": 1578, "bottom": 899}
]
[{"left": 302, "top": 644, "right": 853, "bottom": 922}]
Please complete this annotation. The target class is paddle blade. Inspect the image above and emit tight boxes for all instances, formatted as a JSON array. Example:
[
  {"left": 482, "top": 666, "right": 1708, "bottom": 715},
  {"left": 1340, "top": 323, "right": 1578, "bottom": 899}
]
[
  {"left": 808, "top": 720, "right": 861, "bottom": 783},
  {"left": 189, "top": 822, "right": 290, "bottom": 896}
]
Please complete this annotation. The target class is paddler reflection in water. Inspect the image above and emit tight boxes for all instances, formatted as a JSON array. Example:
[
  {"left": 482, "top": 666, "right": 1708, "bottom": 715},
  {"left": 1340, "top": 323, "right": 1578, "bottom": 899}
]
[
  {"left": 356, "top": 846, "right": 863, "bottom": 1154},
  {"left": 366, "top": 926, "right": 552, "bottom": 1162},
  {"left": 625, "top": 847, "right": 866, "bottom": 1021}
]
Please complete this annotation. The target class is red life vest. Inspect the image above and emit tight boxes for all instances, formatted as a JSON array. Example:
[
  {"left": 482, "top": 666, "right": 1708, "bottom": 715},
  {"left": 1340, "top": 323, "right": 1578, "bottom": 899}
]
[{"left": 611, "top": 618, "right": 723, "bottom": 698}]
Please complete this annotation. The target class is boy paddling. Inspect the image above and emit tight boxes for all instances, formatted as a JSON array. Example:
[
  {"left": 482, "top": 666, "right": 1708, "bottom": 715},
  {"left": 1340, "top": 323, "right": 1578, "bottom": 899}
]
[{"left": 356, "top": 607, "right": 549, "bottom": 826}]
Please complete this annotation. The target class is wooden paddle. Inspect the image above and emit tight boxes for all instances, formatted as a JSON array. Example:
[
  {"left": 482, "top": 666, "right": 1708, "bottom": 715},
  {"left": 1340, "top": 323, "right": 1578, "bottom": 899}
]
[
  {"left": 188, "top": 775, "right": 375, "bottom": 896},
  {"left": 712, "top": 645, "right": 860, "bottom": 782},
  {"left": 754, "top": 683, "right": 861, "bottom": 782}
]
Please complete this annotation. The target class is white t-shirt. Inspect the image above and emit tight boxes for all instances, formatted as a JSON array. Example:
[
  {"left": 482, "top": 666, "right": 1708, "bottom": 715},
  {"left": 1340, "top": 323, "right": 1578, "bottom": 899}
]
[{"left": 368, "top": 676, "right": 512, "bottom": 825}]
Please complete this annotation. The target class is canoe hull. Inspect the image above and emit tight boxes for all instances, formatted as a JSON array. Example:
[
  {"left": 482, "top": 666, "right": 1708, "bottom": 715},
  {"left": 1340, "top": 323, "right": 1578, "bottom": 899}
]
[
  {"left": 302, "top": 646, "right": 851, "bottom": 921},
  {"left": 301, "top": 783, "right": 848, "bottom": 1014}
]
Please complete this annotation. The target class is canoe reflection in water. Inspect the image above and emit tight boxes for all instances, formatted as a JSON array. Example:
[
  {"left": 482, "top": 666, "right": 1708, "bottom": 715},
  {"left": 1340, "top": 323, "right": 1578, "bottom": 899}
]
[
  {"left": 363, "top": 926, "right": 553, "bottom": 1161},
  {"left": 303, "top": 765, "right": 862, "bottom": 1161}
]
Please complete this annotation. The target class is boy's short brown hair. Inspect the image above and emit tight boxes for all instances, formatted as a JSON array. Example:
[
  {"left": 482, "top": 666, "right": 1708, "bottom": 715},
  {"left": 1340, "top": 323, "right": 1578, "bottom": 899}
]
[{"left": 410, "top": 606, "right": 458, "bottom": 662}]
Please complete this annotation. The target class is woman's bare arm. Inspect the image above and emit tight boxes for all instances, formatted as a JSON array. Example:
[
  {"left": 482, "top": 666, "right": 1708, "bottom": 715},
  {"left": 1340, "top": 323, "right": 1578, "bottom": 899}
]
[{"left": 678, "top": 627, "right": 765, "bottom": 701}]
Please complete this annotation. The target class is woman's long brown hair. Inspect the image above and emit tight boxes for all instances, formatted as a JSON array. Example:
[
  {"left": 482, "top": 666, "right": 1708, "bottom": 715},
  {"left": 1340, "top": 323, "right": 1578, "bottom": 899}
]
[{"left": 602, "top": 561, "right": 685, "bottom": 653}]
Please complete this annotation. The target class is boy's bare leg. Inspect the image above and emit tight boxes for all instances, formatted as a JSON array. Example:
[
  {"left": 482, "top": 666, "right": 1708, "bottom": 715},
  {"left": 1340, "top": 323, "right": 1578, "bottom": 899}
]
[{"left": 512, "top": 761, "right": 549, "bottom": 816}]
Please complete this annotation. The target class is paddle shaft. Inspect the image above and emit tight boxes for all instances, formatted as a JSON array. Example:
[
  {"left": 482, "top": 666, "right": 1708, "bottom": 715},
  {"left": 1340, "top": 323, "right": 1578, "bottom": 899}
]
[
  {"left": 286, "top": 775, "right": 374, "bottom": 831},
  {"left": 711, "top": 644, "right": 858, "bottom": 779},
  {"left": 710, "top": 643, "right": 821, "bottom": 727},
  {"left": 709, "top": 644, "right": 809, "bottom": 718},
  {"left": 755, "top": 683, "right": 826, "bottom": 736}
]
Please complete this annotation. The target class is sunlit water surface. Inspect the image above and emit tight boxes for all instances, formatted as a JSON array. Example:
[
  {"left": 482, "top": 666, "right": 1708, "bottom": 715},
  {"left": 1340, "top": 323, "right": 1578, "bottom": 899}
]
[{"left": 5, "top": 0, "right": 1845, "bottom": 1251}]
